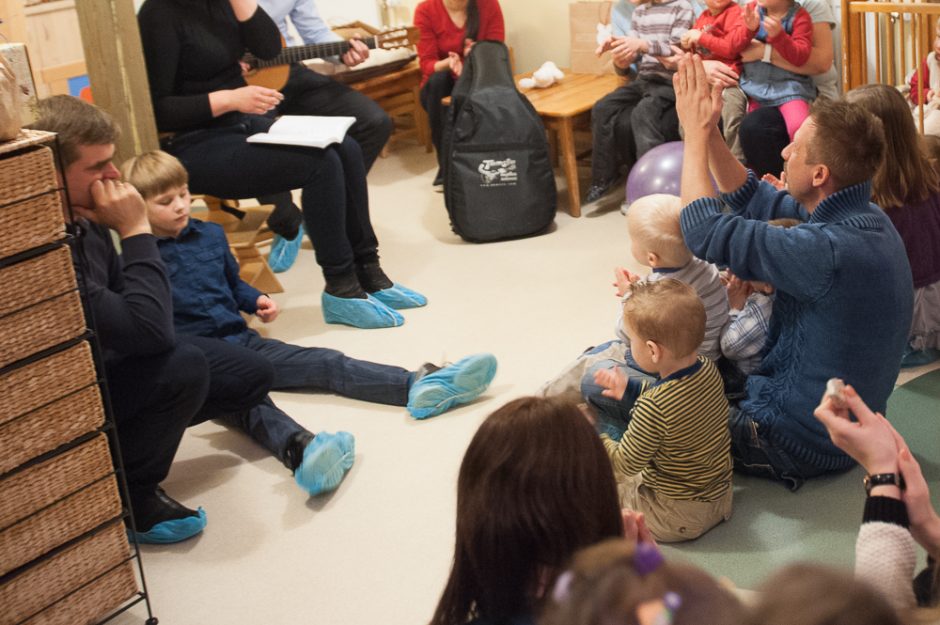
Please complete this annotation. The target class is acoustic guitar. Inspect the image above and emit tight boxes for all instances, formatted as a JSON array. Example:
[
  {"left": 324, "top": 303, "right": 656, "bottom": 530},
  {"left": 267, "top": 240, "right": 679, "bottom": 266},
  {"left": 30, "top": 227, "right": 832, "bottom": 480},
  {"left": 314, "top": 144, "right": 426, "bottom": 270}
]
[{"left": 243, "top": 26, "right": 420, "bottom": 90}]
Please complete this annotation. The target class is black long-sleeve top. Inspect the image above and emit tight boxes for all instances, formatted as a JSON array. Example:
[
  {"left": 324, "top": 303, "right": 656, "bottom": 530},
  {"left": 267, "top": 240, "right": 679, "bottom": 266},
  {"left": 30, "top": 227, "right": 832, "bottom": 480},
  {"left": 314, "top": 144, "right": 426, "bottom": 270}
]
[
  {"left": 137, "top": 0, "right": 282, "bottom": 132},
  {"left": 72, "top": 222, "right": 175, "bottom": 362}
]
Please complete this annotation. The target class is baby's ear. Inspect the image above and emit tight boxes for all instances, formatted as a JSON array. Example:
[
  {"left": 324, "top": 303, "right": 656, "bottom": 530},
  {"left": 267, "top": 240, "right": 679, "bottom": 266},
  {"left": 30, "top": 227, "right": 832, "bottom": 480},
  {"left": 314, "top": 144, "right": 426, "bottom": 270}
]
[{"left": 646, "top": 251, "right": 659, "bottom": 267}]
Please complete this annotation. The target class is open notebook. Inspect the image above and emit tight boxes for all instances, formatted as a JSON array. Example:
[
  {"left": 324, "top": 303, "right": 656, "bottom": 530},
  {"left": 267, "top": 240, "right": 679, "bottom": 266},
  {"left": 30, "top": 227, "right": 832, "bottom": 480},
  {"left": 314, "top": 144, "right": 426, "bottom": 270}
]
[{"left": 246, "top": 115, "right": 356, "bottom": 148}]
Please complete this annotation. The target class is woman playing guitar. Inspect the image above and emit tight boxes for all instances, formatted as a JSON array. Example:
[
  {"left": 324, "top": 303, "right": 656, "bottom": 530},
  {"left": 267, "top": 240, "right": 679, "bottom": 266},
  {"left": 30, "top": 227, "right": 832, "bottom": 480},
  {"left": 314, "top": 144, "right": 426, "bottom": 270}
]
[{"left": 138, "top": 0, "right": 426, "bottom": 328}]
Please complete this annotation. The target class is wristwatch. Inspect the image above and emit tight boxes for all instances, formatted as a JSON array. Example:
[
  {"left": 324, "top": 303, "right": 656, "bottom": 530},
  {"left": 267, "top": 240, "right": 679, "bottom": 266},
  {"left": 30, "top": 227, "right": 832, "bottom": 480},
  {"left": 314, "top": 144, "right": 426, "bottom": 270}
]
[{"left": 864, "top": 472, "right": 905, "bottom": 494}]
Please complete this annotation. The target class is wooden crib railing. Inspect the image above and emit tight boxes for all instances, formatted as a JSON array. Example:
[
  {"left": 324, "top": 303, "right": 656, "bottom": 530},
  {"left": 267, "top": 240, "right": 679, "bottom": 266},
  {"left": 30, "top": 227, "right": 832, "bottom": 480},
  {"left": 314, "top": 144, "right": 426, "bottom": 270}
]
[{"left": 842, "top": 1, "right": 940, "bottom": 131}]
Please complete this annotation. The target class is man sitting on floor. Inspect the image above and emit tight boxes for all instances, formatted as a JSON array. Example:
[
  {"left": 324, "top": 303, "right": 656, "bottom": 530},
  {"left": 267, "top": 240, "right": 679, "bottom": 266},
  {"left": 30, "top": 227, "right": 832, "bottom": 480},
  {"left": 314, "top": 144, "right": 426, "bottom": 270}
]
[
  {"left": 30, "top": 96, "right": 275, "bottom": 544},
  {"left": 673, "top": 54, "right": 912, "bottom": 490}
]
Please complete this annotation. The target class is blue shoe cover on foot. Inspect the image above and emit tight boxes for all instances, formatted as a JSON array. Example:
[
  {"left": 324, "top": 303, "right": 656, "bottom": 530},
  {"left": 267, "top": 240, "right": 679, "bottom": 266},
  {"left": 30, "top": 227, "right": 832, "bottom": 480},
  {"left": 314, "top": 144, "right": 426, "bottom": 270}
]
[
  {"left": 295, "top": 431, "right": 355, "bottom": 496},
  {"left": 322, "top": 292, "right": 404, "bottom": 328},
  {"left": 371, "top": 283, "right": 428, "bottom": 309},
  {"left": 269, "top": 225, "right": 304, "bottom": 273},
  {"left": 129, "top": 508, "right": 207, "bottom": 544},
  {"left": 407, "top": 353, "right": 497, "bottom": 419}
]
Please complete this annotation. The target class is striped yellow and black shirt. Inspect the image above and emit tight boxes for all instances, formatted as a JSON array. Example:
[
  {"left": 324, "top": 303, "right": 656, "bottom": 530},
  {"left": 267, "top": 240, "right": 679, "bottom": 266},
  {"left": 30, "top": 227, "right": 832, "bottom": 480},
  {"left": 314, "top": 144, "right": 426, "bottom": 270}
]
[{"left": 602, "top": 357, "right": 732, "bottom": 501}]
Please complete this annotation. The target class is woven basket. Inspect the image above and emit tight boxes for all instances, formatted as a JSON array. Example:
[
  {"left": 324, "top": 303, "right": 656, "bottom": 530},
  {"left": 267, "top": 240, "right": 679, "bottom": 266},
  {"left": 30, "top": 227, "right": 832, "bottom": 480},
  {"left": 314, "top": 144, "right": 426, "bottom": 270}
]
[
  {"left": 0, "top": 191, "right": 67, "bottom": 262},
  {"left": 0, "top": 521, "right": 132, "bottom": 625},
  {"left": 0, "top": 246, "right": 75, "bottom": 318},
  {"left": 0, "top": 474, "right": 122, "bottom": 577},
  {"left": 0, "top": 434, "right": 112, "bottom": 530},
  {"left": 0, "top": 146, "right": 58, "bottom": 206},
  {"left": 0, "top": 341, "right": 96, "bottom": 428},
  {"left": 0, "top": 385, "right": 105, "bottom": 476},
  {"left": 0, "top": 290, "right": 85, "bottom": 370},
  {"left": 20, "top": 560, "right": 138, "bottom": 625}
]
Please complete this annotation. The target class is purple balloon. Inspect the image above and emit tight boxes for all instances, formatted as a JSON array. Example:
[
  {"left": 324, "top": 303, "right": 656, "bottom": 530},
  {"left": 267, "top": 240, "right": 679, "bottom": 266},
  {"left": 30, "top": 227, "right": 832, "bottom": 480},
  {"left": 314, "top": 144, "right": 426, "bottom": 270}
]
[{"left": 625, "top": 141, "right": 684, "bottom": 206}]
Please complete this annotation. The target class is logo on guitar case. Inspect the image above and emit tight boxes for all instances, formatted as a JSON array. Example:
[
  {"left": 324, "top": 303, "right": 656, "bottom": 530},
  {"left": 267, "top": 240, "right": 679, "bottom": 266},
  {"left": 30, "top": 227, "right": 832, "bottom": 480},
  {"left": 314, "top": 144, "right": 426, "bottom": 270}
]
[{"left": 478, "top": 158, "right": 518, "bottom": 187}]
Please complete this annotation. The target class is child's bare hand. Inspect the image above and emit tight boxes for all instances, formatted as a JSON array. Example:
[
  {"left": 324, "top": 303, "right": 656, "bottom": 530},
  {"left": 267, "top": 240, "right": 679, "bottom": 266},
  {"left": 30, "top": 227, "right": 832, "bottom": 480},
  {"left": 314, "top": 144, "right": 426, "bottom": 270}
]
[
  {"left": 613, "top": 267, "right": 641, "bottom": 297},
  {"left": 594, "top": 366, "right": 628, "bottom": 401},
  {"left": 622, "top": 509, "right": 657, "bottom": 546},
  {"left": 725, "top": 273, "right": 752, "bottom": 310},
  {"left": 255, "top": 294, "right": 279, "bottom": 323},
  {"left": 928, "top": 89, "right": 937, "bottom": 102},
  {"left": 764, "top": 15, "right": 782, "bottom": 39},
  {"left": 761, "top": 171, "right": 786, "bottom": 190},
  {"left": 681, "top": 29, "right": 701, "bottom": 49},
  {"left": 595, "top": 35, "right": 615, "bottom": 56},
  {"left": 743, "top": 2, "right": 760, "bottom": 31}
]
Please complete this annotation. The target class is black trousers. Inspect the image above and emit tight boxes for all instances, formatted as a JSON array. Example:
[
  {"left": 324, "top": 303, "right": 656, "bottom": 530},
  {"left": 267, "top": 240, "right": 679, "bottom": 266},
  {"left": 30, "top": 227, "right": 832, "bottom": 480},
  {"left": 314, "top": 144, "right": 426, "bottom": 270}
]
[
  {"left": 419, "top": 70, "right": 456, "bottom": 170},
  {"left": 739, "top": 106, "right": 790, "bottom": 177},
  {"left": 164, "top": 115, "right": 381, "bottom": 278},
  {"left": 590, "top": 75, "right": 680, "bottom": 186},
  {"left": 105, "top": 336, "right": 273, "bottom": 504},
  {"left": 259, "top": 64, "right": 394, "bottom": 239}
]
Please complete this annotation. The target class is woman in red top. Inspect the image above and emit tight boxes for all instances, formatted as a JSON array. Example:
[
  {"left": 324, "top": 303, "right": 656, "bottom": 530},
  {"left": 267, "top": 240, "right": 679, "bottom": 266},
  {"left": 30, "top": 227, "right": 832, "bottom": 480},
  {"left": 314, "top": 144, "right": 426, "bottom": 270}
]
[{"left": 414, "top": 0, "right": 505, "bottom": 185}]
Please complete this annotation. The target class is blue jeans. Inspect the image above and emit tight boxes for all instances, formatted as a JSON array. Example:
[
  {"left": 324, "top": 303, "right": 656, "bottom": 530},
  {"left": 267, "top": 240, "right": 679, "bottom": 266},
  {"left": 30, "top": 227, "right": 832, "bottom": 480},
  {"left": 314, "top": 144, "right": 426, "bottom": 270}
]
[
  {"left": 581, "top": 353, "right": 656, "bottom": 441},
  {"left": 727, "top": 405, "right": 833, "bottom": 491},
  {"left": 222, "top": 330, "right": 413, "bottom": 468}
]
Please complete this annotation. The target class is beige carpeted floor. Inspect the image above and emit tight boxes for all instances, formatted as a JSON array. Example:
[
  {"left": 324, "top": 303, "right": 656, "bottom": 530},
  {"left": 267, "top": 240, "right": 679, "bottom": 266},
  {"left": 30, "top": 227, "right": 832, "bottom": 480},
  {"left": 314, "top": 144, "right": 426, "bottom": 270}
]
[{"left": 112, "top": 142, "right": 939, "bottom": 625}]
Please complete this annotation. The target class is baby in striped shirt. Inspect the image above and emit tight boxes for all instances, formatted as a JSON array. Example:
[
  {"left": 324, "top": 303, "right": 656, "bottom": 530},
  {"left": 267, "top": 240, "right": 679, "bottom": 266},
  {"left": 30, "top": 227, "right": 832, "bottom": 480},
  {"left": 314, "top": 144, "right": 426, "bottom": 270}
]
[{"left": 592, "top": 279, "right": 733, "bottom": 543}]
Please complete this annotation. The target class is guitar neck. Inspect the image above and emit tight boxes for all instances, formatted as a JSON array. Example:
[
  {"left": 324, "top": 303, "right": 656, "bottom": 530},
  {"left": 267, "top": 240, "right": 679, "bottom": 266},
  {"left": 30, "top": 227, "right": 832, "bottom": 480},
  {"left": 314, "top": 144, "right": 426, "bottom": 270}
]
[{"left": 254, "top": 37, "right": 378, "bottom": 68}]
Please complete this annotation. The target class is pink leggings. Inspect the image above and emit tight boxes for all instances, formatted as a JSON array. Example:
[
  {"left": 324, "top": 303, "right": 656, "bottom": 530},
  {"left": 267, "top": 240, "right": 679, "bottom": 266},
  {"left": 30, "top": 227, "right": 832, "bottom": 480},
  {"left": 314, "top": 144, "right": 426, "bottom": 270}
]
[{"left": 747, "top": 99, "right": 811, "bottom": 141}]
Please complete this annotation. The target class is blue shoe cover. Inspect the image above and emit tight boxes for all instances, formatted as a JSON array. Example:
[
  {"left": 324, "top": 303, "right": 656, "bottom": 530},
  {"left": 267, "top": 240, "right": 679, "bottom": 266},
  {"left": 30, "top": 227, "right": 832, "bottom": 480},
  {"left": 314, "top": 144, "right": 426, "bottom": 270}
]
[
  {"left": 129, "top": 508, "right": 207, "bottom": 544},
  {"left": 321, "top": 292, "right": 404, "bottom": 328},
  {"left": 269, "top": 225, "right": 304, "bottom": 273},
  {"left": 407, "top": 353, "right": 497, "bottom": 419},
  {"left": 371, "top": 283, "right": 428, "bottom": 309},
  {"left": 295, "top": 431, "right": 355, "bottom": 496}
]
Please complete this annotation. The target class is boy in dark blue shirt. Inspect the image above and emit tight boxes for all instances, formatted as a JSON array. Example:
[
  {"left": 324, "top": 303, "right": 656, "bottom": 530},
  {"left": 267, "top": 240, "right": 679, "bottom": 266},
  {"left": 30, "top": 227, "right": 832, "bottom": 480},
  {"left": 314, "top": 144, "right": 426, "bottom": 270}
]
[{"left": 123, "top": 150, "right": 498, "bottom": 497}]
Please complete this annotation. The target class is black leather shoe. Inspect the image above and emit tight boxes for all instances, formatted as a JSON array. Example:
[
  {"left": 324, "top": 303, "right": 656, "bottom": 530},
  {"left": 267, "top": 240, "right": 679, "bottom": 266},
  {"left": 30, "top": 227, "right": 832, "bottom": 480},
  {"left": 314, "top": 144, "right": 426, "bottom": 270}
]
[{"left": 131, "top": 487, "right": 200, "bottom": 532}]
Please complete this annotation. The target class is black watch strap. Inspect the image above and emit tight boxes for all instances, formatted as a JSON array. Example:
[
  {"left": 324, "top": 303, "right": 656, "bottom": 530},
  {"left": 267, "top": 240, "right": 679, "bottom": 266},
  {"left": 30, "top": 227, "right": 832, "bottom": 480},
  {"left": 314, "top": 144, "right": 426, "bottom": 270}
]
[{"left": 864, "top": 472, "right": 905, "bottom": 494}]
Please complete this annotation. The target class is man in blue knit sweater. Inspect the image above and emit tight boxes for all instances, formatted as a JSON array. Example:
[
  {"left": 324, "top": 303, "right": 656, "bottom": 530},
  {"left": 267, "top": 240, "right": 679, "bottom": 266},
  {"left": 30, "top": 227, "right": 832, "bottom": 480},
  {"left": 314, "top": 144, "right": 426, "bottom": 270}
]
[{"left": 673, "top": 55, "right": 913, "bottom": 490}]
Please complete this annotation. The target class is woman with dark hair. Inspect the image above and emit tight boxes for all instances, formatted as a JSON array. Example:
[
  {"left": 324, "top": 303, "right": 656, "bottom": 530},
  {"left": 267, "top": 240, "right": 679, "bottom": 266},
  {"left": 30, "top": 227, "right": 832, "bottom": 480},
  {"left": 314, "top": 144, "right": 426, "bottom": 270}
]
[
  {"left": 414, "top": 0, "right": 505, "bottom": 185},
  {"left": 430, "top": 397, "right": 625, "bottom": 625},
  {"left": 846, "top": 84, "right": 940, "bottom": 367},
  {"left": 137, "top": 0, "right": 425, "bottom": 329}
]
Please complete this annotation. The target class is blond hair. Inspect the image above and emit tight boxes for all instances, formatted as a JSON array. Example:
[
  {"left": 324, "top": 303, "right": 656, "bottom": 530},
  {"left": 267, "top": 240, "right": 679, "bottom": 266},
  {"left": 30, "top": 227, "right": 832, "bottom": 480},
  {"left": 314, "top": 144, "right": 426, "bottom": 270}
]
[
  {"left": 746, "top": 563, "right": 903, "bottom": 625},
  {"left": 624, "top": 279, "right": 704, "bottom": 358},
  {"left": 541, "top": 538, "right": 745, "bottom": 625},
  {"left": 626, "top": 194, "right": 693, "bottom": 268},
  {"left": 27, "top": 96, "right": 120, "bottom": 167},
  {"left": 120, "top": 150, "right": 189, "bottom": 201}
]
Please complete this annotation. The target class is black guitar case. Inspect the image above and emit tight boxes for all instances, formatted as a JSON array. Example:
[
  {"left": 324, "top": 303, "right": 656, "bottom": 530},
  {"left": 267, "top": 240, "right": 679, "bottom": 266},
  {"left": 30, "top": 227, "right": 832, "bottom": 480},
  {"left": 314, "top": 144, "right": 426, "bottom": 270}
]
[{"left": 442, "top": 41, "right": 556, "bottom": 242}]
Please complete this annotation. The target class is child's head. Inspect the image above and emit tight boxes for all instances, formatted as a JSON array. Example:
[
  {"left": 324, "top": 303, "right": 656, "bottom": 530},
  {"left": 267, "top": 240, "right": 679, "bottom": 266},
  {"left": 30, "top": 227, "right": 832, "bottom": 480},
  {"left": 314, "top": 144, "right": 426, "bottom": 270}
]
[
  {"left": 625, "top": 194, "right": 692, "bottom": 269},
  {"left": 431, "top": 397, "right": 623, "bottom": 625},
  {"left": 623, "top": 279, "right": 705, "bottom": 367},
  {"left": 746, "top": 563, "right": 903, "bottom": 625},
  {"left": 845, "top": 83, "right": 939, "bottom": 209},
  {"left": 540, "top": 538, "right": 745, "bottom": 625},
  {"left": 120, "top": 150, "right": 191, "bottom": 238},
  {"left": 703, "top": 0, "right": 734, "bottom": 15}
]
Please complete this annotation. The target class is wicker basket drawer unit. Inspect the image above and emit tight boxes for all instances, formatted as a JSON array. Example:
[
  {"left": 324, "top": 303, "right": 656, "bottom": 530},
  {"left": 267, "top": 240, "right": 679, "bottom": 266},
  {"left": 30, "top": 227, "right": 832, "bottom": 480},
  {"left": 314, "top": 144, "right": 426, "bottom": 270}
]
[
  {"left": 0, "top": 439, "right": 122, "bottom": 576},
  {"left": 0, "top": 521, "right": 135, "bottom": 625},
  {"left": 0, "top": 146, "right": 65, "bottom": 260}
]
